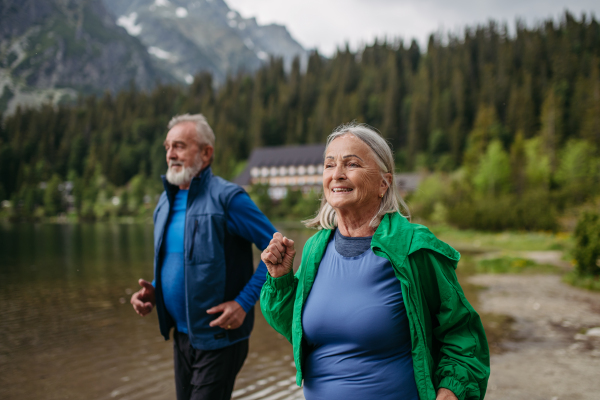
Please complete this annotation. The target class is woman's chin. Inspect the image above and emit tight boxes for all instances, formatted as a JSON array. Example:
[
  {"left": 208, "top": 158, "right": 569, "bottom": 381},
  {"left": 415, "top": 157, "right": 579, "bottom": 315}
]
[{"left": 329, "top": 200, "right": 360, "bottom": 213}]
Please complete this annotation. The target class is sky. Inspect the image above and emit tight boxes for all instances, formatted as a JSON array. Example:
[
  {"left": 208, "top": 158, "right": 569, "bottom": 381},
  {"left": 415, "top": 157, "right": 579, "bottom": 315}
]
[{"left": 226, "top": 0, "right": 600, "bottom": 55}]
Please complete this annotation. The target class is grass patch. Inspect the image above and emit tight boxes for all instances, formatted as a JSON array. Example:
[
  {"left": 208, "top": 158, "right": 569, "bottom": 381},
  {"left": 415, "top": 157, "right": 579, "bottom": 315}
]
[
  {"left": 426, "top": 222, "right": 573, "bottom": 252},
  {"left": 563, "top": 272, "right": 600, "bottom": 292},
  {"left": 476, "top": 256, "right": 560, "bottom": 274}
]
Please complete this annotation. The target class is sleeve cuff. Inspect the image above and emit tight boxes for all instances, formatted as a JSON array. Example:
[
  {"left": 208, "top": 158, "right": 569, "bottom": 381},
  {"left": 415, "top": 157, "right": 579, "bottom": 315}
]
[
  {"left": 265, "top": 270, "right": 295, "bottom": 291},
  {"left": 234, "top": 297, "right": 252, "bottom": 313},
  {"left": 438, "top": 376, "right": 467, "bottom": 400}
]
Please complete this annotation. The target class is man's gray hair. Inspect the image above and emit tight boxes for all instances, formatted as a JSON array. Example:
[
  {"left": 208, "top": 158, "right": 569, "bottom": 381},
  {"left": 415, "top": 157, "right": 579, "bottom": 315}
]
[
  {"left": 304, "top": 122, "right": 410, "bottom": 230},
  {"left": 168, "top": 113, "right": 215, "bottom": 147}
]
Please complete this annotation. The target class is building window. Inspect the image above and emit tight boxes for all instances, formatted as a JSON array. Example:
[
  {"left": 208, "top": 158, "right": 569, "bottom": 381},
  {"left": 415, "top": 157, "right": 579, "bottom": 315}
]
[
  {"left": 270, "top": 166, "right": 278, "bottom": 176},
  {"left": 279, "top": 166, "right": 287, "bottom": 176},
  {"left": 317, "top": 164, "right": 324, "bottom": 174},
  {"left": 288, "top": 166, "right": 297, "bottom": 176},
  {"left": 307, "top": 165, "right": 316, "bottom": 175},
  {"left": 260, "top": 167, "right": 269, "bottom": 177},
  {"left": 298, "top": 165, "right": 306, "bottom": 175},
  {"left": 250, "top": 167, "right": 260, "bottom": 178}
]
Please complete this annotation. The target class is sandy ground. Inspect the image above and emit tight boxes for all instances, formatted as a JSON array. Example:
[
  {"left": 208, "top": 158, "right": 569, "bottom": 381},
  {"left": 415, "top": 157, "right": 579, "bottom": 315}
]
[{"left": 469, "top": 274, "right": 600, "bottom": 400}]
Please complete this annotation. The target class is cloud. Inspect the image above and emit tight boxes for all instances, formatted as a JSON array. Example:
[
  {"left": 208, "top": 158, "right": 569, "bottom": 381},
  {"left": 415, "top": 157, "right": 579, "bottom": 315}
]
[{"left": 225, "top": 0, "right": 599, "bottom": 55}]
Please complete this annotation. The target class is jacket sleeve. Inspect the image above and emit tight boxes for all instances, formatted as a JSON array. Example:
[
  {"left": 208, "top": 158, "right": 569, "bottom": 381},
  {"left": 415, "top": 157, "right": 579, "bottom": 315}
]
[
  {"left": 260, "top": 270, "right": 298, "bottom": 344},
  {"left": 226, "top": 192, "right": 278, "bottom": 312},
  {"left": 410, "top": 249, "right": 490, "bottom": 400}
]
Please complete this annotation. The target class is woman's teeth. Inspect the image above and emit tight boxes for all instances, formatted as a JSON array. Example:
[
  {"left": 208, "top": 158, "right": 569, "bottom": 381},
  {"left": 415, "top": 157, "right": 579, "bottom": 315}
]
[{"left": 332, "top": 188, "right": 352, "bottom": 192}]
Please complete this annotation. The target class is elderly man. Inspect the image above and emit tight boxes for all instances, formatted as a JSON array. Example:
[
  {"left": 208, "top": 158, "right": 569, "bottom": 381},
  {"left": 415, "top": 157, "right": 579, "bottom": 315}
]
[{"left": 131, "top": 114, "right": 276, "bottom": 400}]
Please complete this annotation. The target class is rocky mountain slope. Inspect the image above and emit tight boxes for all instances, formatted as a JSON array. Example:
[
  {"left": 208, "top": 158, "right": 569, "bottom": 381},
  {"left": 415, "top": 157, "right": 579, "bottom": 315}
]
[
  {"left": 103, "top": 0, "right": 307, "bottom": 84},
  {"left": 0, "top": 0, "right": 170, "bottom": 115}
]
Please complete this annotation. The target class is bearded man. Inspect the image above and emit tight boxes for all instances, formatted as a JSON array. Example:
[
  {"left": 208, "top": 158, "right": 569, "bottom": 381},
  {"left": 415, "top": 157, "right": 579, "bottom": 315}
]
[{"left": 130, "top": 114, "right": 276, "bottom": 400}]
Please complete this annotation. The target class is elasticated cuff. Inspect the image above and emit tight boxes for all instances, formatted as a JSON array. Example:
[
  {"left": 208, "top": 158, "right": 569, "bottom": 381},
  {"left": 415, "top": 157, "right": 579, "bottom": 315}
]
[
  {"left": 265, "top": 270, "right": 294, "bottom": 290},
  {"left": 437, "top": 376, "right": 467, "bottom": 400},
  {"left": 234, "top": 297, "right": 252, "bottom": 313}
]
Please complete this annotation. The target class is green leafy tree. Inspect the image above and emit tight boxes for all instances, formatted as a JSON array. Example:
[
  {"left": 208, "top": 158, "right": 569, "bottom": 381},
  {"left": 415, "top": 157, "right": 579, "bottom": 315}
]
[
  {"left": 473, "top": 140, "right": 511, "bottom": 197},
  {"left": 555, "top": 139, "right": 598, "bottom": 203},
  {"left": 524, "top": 136, "right": 551, "bottom": 191}
]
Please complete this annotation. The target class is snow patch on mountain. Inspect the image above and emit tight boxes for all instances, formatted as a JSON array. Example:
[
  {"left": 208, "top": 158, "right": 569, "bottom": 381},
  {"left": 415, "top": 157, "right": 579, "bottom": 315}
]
[
  {"left": 148, "top": 46, "right": 174, "bottom": 61},
  {"left": 117, "top": 13, "right": 142, "bottom": 36},
  {"left": 175, "top": 7, "right": 188, "bottom": 18}
]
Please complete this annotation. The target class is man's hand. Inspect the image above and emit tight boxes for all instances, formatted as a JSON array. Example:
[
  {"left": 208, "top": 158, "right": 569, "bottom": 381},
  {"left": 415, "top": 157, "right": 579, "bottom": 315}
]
[
  {"left": 261, "top": 232, "right": 295, "bottom": 278},
  {"left": 436, "top": 388, "right": 458, "bottom": 400},
  {"left": 207, "top": 301, "right": 247, "bottom": 330},
  {"left": 130, "top": 279, "right": 156, "bottom": 316}
]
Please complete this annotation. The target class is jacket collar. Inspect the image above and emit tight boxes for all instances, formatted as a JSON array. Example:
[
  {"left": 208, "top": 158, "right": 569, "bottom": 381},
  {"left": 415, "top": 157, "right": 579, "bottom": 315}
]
[
  {"left": 303, "top": 213, "right": 413, "bottom": 276},
  {"left": 371, "top": 212, "right": 414, "bottom": 267},
  {"left": 161, "top": 166, "right": 213, "bottom": 205}
]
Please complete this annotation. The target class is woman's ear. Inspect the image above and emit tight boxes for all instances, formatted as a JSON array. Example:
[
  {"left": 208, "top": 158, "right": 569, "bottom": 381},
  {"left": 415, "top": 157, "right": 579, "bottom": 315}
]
[{"left": 381, "top": 172, "right": 392, "bottom": 190}]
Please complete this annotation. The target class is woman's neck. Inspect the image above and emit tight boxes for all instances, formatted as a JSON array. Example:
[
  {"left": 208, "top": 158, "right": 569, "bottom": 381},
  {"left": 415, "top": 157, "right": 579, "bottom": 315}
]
[{"left": 336, "top": 207, "right": 379, "bottom": 237}]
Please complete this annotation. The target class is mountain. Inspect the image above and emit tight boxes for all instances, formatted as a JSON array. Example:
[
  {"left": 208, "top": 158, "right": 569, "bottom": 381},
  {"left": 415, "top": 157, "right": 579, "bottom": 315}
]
[
  {"left": 0, "top": 0, "right": 307, "bottom": 116},
  {"left": 103, "top": 0, "right": 307, "bottom": 84},
  {"left": 0, "top": 0, "right": 171, "bottom": 115}
]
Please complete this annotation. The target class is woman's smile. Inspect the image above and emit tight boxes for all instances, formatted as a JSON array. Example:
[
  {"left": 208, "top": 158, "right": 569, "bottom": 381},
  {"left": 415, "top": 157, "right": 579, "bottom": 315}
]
[{"left": 331, "top": 187, "right": 353, "bottom": 193}]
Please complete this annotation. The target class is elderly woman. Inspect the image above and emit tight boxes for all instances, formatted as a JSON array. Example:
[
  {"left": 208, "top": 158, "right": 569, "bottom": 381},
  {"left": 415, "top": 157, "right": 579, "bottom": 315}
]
[{"left": 260, "top": 123, "right": 490, "bottom": 400}]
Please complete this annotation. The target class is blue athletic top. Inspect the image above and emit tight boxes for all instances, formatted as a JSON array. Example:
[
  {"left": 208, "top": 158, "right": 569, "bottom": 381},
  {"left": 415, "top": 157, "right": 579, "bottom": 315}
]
[
  {"left": 161, "top": 190, "right": 273, "bottom": 333},
  {"left": 161, "top": 189, "right": 188, "bottom": 332},
  {"left": 301, "top": 229, "right": 419, "bottom": 400}
]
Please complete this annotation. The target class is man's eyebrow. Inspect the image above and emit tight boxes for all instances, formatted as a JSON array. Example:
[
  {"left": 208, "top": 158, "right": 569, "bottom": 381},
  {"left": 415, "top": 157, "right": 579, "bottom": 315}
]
[{"left": 164, "top": 140, "right": 186, "bottom": 147}]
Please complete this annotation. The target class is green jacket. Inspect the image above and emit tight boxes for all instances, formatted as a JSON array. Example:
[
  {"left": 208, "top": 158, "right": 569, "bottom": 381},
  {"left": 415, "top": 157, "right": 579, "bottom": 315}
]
[{"left": 260, "top": 212, "right": 490, "bottom": 400}]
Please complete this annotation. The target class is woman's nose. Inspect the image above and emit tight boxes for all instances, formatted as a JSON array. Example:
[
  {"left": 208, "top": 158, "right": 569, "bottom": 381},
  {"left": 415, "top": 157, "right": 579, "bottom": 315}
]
[{"left": 332, "top": 165, "right": 346, "bottom": 180}]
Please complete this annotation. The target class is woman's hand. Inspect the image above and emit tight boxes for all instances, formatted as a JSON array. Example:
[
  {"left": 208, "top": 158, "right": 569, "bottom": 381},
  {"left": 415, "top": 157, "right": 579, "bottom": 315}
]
[
  {"left": 436, "top": 388, "right": 458, "bottom": 400},
  {"left": 261, "top": 232, "right": 296, "bottom": 278}
]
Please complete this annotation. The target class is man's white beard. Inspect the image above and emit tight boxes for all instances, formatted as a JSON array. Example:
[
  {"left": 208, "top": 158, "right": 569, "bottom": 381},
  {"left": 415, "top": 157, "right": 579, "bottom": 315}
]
[{"left": 166, "top": 155, "right": 203, "bottom": 186}]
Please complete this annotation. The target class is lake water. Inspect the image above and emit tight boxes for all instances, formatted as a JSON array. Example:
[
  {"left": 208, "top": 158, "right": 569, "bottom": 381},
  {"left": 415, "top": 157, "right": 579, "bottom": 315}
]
[{"left": 0, "top": 222, "right": 315, "bottom": 400}]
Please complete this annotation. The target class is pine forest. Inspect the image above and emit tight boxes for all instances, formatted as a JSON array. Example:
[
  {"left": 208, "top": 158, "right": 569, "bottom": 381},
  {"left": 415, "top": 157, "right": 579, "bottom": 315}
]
[{"left": 1, "top": 12, "right": 599, "bottom": 232}]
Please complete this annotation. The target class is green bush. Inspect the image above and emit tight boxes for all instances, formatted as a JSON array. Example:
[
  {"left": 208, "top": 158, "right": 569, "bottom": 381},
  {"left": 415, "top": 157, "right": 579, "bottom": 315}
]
[
  {"left": 446, "top": 191, "right": 558, "bottom": 231},
  {"left": 563, "top": 271, "right": 600, "bottom": 291},
  {"left": 409, "top": 173, "right": 449, "bottom": 220},
  {"left": 573, "top": 211, "right": 600, "bottom": 276}
]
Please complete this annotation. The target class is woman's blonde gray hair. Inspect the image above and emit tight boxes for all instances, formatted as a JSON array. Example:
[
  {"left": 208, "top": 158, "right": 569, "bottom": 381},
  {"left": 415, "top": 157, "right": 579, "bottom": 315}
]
[{"left": 303, "top": 122, "right": 410, "bottom": 230}]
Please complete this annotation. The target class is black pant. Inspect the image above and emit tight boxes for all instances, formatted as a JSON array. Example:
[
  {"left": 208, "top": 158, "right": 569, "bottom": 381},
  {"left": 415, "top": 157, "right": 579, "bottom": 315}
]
[{"left": 173, "top": 331, "right": 248, "bottom": 400}]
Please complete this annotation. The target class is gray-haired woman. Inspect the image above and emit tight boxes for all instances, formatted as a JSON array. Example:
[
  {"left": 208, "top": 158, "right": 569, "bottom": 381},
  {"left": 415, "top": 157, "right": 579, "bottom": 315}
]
[{"left": 260, "top": 123, "right": 490, "bottom": 400}]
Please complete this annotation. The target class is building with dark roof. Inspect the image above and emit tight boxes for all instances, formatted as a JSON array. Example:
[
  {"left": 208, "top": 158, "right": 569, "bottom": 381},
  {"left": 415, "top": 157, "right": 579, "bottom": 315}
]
[
  {"left": 233, "top": 144, "right": 326, "bottom": 199},
  {"left": 233, "top": 144, "right": 422, "bottom": 199}
]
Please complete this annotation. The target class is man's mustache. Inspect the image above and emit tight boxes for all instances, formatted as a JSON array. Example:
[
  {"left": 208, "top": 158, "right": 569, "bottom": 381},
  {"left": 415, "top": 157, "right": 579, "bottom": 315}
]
[{"left": 169, "top": 161, "right": 184, "bottom": 168}]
